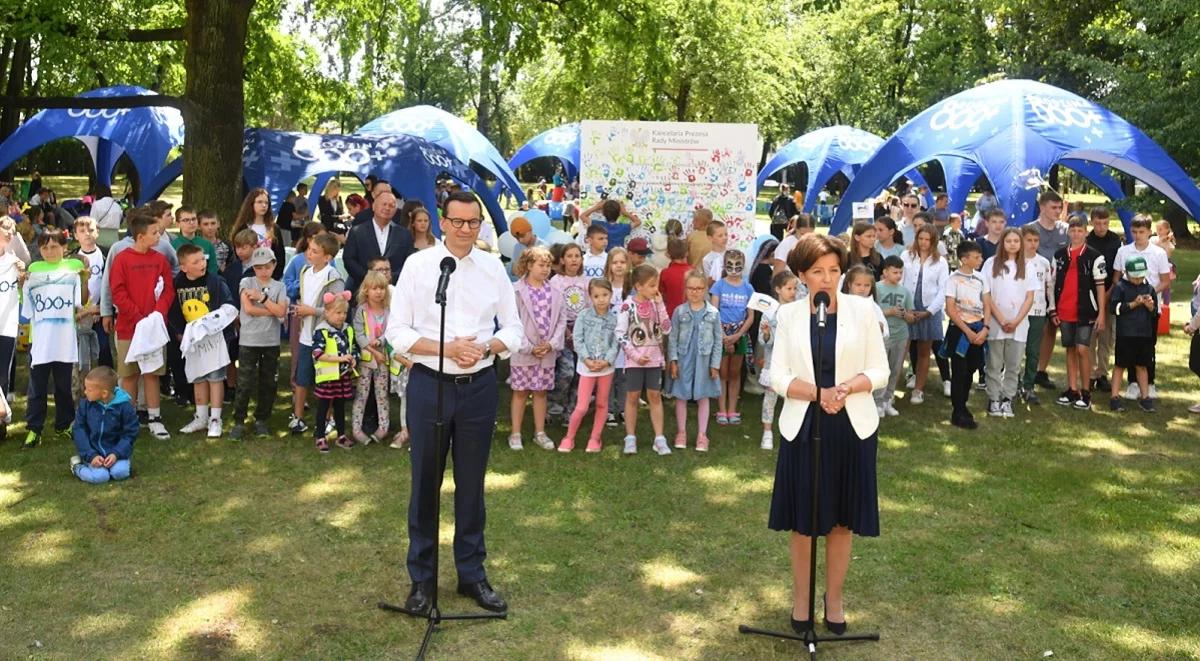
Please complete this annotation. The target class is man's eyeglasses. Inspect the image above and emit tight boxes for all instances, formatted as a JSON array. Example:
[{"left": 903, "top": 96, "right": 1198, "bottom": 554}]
[
  {"left": 902, "top": 203, "right": 918, "bottom": 208},
  {"left": 447, "top": 218, "right": 483, "bottom": 229}
]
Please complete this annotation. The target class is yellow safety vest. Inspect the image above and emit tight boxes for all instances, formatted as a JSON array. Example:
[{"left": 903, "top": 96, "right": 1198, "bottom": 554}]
[
  {"left": 314, "top": 326, "right": 356, "bottom": 384},
  {"left": 359, "top": 308, "right": 406, "bottom": 376}
]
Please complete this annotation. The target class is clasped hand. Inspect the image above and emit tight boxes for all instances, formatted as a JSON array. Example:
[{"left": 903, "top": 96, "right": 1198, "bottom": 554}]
[
  {"left": 90, "top": 453, "right": 118, "bottom": 469},
  {"left": 446, "top": 336, "right": 485, "bottom": 369},
  {"left": 819, "top": 385, "right": 850, "bottom": 415}
]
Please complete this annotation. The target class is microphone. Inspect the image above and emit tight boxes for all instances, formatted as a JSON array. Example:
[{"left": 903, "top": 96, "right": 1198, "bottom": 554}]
[
  {"left": 435, "top": 256, "right": 456, "bottom": 305},
  {"left": 813, "top": 291, "right": 830, "bottom": 329}
]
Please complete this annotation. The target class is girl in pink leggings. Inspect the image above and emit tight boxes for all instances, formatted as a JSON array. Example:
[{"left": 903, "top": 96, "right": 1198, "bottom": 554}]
[{"left": 558, "top": 278, "right": 620, "bottom": 453}]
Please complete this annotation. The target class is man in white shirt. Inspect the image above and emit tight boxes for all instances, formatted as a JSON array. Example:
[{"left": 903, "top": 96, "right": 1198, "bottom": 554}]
[{"left": 386, "top": 190, "right": 522, "bottom": 617}]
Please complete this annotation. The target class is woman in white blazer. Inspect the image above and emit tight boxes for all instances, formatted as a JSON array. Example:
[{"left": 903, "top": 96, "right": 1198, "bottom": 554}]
[
  {"left": 768, "top": 233, "right": 889, "bottom": 636},
  {"left": 900, "top": 225, "right": 950, "bottom": 403}
]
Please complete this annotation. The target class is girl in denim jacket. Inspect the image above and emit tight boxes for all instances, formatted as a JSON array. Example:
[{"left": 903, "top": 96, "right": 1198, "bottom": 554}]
[
  {"left": 558, "top": 278, "right": 619, "bottom": 453},
  {"left": 668, "top": 270, "right": 723, "bottom": 451}
]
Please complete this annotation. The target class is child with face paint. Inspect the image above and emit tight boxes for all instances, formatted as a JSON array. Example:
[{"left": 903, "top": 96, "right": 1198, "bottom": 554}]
[{"left": 710, "top": 249, "right": 754, "bottom": 424}]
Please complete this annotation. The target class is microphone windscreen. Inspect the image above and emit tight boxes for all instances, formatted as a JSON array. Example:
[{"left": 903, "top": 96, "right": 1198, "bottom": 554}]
[
  {"left": 813, "top": 291, "right": 831, "bottom": 308},
  {"left": 439, "top": 256, "right": 457, "bottom": 274}
]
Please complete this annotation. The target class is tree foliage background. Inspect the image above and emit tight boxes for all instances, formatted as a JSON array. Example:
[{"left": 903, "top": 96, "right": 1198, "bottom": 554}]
[{"left": 2, "top": 0, "right": 1199, "bottom": 181}]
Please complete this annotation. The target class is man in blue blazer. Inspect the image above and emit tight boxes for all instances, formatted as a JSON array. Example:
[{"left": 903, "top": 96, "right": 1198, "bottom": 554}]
[{"left": 343, "top": 191, "right": 413, "bottom": 290}]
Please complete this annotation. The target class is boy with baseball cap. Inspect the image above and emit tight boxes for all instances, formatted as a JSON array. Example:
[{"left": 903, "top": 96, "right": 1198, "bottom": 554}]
[{"left": 1107, "top": 256, "right": 1158, "bottom": 412}]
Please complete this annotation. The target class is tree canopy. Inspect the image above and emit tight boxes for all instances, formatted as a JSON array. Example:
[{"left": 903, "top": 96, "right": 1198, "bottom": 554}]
[{"left": 2, "top": 0, "right": 1199, "bottom": 217}]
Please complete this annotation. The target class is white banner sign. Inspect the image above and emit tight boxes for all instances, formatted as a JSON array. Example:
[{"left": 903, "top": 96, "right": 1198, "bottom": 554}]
[{"left": 579, "top": 120, "right": 759, "bottom": 250}]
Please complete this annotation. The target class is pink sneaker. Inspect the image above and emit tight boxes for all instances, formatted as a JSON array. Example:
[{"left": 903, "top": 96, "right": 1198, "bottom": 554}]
[
  {"left": 695, "top": 435, "right": 710, "bottom": 452},
  {"left": 558, "top": 438, "right": 575, "bottom": 453},
  {"left": 673, "top": 432, "right": 687, "bottom": 449},
  {"left": 585, "top": 438, "right": 602, "bottom": 453}
]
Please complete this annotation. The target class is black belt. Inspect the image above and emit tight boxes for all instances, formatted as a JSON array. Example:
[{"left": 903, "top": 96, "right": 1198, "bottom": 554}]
[{"left": 412, "top": 362, "right": 490, "bottom": 385}]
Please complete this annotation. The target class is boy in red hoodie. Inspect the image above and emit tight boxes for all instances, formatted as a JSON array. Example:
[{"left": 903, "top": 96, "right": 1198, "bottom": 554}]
[{"left": 110, "top": 208, "right": 175, "bottom": 439}]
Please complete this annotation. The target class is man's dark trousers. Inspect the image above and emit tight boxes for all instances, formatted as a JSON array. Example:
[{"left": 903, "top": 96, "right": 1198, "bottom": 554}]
[{"left": 406, "top": 366, "right": 498, "bottom": 585}]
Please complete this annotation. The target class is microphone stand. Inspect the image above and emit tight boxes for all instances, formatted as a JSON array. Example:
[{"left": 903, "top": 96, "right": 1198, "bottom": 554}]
[
  {"left": 739, "top": 297, "right": 879, "bottom": 659},
  {"left": 379, "top": 268, "right": 506, "bottom": 660}
]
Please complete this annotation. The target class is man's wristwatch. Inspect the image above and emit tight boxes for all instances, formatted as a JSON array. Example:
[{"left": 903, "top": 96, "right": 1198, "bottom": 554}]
[{"left": 481, "top": 344, "right": 493, "bottom": 361}]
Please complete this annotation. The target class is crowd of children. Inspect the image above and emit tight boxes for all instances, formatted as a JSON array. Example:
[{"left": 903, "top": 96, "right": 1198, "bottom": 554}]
[{"left": 1, "top": 183, "right": 1195, "bottom": 485}]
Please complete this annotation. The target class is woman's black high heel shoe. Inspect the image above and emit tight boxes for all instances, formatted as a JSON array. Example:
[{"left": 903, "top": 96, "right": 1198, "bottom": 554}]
[
  {"left": 791, "top": 616, "right": 813, "bottom": 635},
  {"left": 823, "top": 594, "right": 847, "bottom": 635}
]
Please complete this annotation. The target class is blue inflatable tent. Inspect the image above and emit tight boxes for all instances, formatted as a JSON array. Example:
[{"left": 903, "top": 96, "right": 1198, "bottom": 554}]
[
  {"left": 355, "top": 105, "right": 524, "bottom": 206},
  {"left": 832, "top": 79, "right": 1200, "bottom": 234},
  {"left": 758, "top": 126, "right": 933, "bottom": 212},
  {"left": 0, "top": 85, "right": 183, "bottom": 193},
  {"left": 508, "top": 122, "right": 581, "bottom": 181},
  {"left": 240, "top": 129, "right": 510, "bottom": 234}
]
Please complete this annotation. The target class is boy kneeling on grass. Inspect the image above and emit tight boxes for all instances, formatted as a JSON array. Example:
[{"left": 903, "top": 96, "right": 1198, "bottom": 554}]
[{"left": 70, "top": 367, "right": 139, "bottom": 484}]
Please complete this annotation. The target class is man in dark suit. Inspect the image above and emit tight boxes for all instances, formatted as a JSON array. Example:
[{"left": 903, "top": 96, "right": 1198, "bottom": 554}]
[
  {"left": 352, "top": 180, "right": 396, "bottom": 229},
  {"left": 344, "top": 191, "right": 413, "bottom": 290}
]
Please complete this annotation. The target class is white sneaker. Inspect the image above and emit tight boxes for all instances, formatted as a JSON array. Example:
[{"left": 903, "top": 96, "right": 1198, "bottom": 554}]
[
  {"left": 1148, "top": 385, "right": 1159, "bottom": 399},
  {"left": 623, "top": 435, "right": 637, "bottom": 454},
  {"left": 987, "top": 400, "right": 1003, "bottom": 417},
  {"left": 652, "top": 436, "right": 672, "bottom": 455},
  {"left": 876, "top": 403, "right": 887, "bottom": 418},
  {"left": 910, "top": 389, "right": 924, "bottom": 405},
  {"left": 760, "top": 431, "right": 774, "bottom": 450},
  {"left": 287, "top": 414, "right": 308, "bottom": 434},
  {"left": 508, "top": 434, "right": 523, "bottom": 450},
  {"left": 905, "top": 373, "right": 916, "bottom": 389},
  {"left": 605, "top": 412, "right": 618, "bottom": 427},
  {"left": 147, "top": 418, "right": 170, "bottom": 440},
  {"left": 885, "top": 403, "right": 900, "bottom": 417},
  {"left": 1126, "top": 383, "right": 1141, "bottom": 399},
  {"left": 207, "top": 418, "right": 222, "bottom": 438},
  {"left": 943, "top": 381, "right": 952, "bottom": 398},
  {"left": 1001, "top": 399, "right": 1014, "bottom": 418},
  {"left": 179, "top": 415, "right": 207, "bottom": 434},
  {"left": 532, "top": 432, "right": 555, "bottom": 450}
]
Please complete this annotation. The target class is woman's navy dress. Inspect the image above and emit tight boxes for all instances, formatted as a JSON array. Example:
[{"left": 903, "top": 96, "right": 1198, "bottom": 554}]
[{"left": 768, "top": 313, "right": 880, "bottom": 536}]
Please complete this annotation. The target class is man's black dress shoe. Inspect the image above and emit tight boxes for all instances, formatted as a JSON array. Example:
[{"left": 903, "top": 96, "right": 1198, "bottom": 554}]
[
  {"left": 405, "top": 582, "right": 433, "bottom": 615},
  {"left": 457, "top": 580, "right": 507, "bottom": 612}
]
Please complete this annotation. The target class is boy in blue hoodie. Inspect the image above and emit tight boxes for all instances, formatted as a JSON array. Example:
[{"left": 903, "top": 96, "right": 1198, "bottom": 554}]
[{"left": 70, "top": 366, "right": 139, "bottom": 484}]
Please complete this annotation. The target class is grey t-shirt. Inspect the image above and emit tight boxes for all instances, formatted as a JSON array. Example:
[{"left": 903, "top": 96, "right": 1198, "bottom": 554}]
[
  {"left": 1025, "top": 219, "right": 1068, "bottom": 262},
  {"left": 238, "top": 277, "right": 287, "bottom": 347}
]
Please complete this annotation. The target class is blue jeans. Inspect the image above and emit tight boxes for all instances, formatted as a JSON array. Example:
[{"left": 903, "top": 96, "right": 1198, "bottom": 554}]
[{"left": 74, "top": 460, "right": 131, "bottom": 484}]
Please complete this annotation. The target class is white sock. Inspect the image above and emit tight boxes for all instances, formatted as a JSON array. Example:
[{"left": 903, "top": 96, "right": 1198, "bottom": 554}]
[
  {"left": 210, "top": 407, "right": 222, "bottom": 421},
  {"left": 148, "top": 407, "right": 161, "bottom": 420},
  {"left": 196, "top": 405, "right": 209, "bottom": 421}
]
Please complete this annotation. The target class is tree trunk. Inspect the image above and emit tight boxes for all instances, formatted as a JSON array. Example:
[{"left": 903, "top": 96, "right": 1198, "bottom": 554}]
[
  {"left": 476, "top": 5, "right": 494, "bottom": 140},
  {"left": 0, "top": 38, "right": 31, "bottom": 177},
  {"left": 674, "top": 80, "right": 691, "bottom": 122},
  {"left": 183, "top": 0, "right": 253, "bottom": 231}
]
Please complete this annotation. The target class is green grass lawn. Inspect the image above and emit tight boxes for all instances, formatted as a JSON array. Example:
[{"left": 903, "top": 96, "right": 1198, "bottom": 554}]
[{"left": 1, "top": 256, "right": 1198, "bottom": 659}]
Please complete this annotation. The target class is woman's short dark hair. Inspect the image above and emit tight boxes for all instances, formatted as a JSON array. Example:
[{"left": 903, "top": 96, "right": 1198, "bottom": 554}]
[{"left": 786, "top": 233, "right": 847, "bottom": 276}]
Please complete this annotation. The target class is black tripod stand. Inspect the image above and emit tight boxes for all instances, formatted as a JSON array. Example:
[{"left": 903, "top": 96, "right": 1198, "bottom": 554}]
[
  {"left": 379, "top": 257, "right": 506, "bottom": 660},
  {"left": 739, "top": 293, "right": 879, "bottom": 659}
]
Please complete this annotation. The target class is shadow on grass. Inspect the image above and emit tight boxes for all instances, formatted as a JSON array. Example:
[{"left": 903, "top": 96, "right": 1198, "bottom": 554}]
[{"left": 0, "top": 323, "right": 1198, "bottom": 658}]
